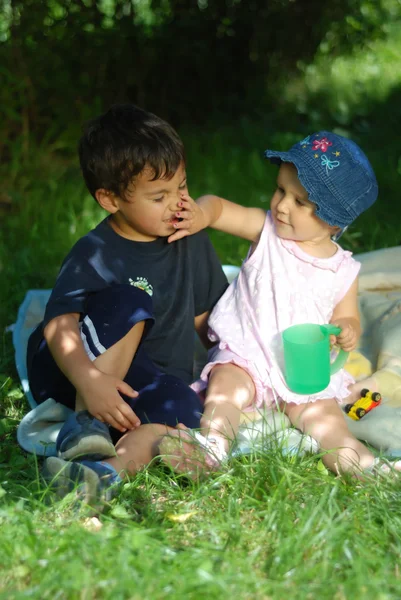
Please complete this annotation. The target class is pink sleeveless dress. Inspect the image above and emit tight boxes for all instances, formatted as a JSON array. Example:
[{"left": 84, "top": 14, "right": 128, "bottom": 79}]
[{"left": 198, "top": 211, "right": 360, "bottom": 408}]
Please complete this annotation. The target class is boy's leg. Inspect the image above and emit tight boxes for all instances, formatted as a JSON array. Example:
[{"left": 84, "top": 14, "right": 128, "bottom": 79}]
[
  {"left": 58, "top": 320, "right": 145, "bottom": 460},
  {"left": 107, "top": 423, "right": 176, "bottom": 474},
  {"left": 46, "top": 376, "right": 205, "bottom": 500},
  {"left": 35, "top": 284, "right": 154, "bottom": 460},
  {"left": 74, "top": 320, "right": 145, "bottom": 412},
  {"left": 285, "top": 398, "right": 376, "bottom": 474},
  {"left": 45, "top": 423, "right": 174, "bottom": 506}
]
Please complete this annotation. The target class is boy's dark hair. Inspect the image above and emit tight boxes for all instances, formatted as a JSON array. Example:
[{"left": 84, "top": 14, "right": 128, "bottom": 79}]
[{"left": 78, "top": 104, "right": 185, "bottom": 200}]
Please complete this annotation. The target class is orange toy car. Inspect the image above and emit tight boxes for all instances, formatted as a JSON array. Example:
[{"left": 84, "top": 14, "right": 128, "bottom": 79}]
[{"left": 344, "top": 388, "right": 382, "bottom": 421}]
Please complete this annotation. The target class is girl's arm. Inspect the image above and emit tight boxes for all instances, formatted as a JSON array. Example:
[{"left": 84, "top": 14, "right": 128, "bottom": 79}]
[
  {"left": 168, "top": 193, "right": 266, "bottom": 243},
  {"left": 330, "top": 278, "right": 361, "bottom": 352}
]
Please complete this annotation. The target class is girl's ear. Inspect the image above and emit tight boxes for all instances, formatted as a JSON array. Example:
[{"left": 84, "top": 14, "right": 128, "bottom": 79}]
[
  {"left": 95, "top": 189, "right": 119, "bottom": 213},
  {"left": 331, "top": 225, "right": 344, "bottom": 242}
]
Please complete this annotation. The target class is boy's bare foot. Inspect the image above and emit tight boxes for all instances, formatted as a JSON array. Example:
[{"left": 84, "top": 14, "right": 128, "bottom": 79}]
[
  {"left": 345, "top": 376, "right": 379, "bottom": 405},
  {"left": 158, "top": 423, "right": 227, "bottom": 480}
]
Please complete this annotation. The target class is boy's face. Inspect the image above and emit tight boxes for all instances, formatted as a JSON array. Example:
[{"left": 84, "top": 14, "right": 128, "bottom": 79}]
[
  {"left": 270, "top": 163, "right": 333, "bottom": 243},
  {"left": 103, "top": 163, "right": 188, "bottom": 242}
]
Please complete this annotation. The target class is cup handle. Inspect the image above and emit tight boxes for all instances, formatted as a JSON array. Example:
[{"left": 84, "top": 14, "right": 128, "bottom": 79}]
[{"left": 322, "top": 324, "right": 349, "bottom": 375}]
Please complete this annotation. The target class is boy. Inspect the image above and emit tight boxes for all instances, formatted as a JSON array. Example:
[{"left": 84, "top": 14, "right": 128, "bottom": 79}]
[{"left": 27, "top": 104, "right": 227, "bottom": 504}]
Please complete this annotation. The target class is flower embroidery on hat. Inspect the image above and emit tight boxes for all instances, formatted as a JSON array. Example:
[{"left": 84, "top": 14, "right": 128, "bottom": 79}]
[
  {"left": 312, "top": 137, "right": 332, "bottom": 152},
  {"left": 300, "top": 135, "right": 311, "bottom": 147},
  {"left": 321, "top": 154, "right": 340, "bottom": 174}
]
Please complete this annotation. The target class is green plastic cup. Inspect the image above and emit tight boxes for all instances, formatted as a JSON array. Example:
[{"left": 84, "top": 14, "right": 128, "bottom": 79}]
[{"left": 282, "top": 323, "right": 348, "bottom": 395}]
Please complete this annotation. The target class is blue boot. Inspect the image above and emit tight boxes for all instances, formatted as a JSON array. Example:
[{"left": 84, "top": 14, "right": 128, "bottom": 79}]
[
  {"left": 57, "top": 410, "right": 116, "bottom": 460},
  {"left": 44, "top": 456, "right": 122, "bottom": 507}
]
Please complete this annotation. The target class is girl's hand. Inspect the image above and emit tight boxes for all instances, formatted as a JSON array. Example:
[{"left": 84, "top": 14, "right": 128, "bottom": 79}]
[
  {"left": 329, "top": 319, "right": 358, "bottom": 352},
  {"left": 167, "top": 193, "right": 208, "bottom": 243}
]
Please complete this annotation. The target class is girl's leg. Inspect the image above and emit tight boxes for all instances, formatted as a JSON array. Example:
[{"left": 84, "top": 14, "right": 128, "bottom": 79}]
[
  {"left": 285, "top": 398, "right": 376, "bottom": 475},
  {"left": 201, "top": 363, "right": 256, "bottom": 453},
  {"left": 156, "top": 363, "right": 256, "bottom": 478}
]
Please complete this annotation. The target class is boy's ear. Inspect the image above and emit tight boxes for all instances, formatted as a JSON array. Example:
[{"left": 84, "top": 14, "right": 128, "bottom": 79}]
[{"left": 95, "top": 189, "right": 119, "bottom": 213}]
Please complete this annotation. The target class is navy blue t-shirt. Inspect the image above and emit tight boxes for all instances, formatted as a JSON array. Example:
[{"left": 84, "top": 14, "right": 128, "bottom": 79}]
[{"left": 37, "top": 217, "right": 228, "bottom": 384}]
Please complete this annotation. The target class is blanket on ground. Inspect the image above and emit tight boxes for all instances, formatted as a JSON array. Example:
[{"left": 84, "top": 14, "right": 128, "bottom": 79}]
[{"left": 13, "top": 248, "right": 401, "bottom": 458}]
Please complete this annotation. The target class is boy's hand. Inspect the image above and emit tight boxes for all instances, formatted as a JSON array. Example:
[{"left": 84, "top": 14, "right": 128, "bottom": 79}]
[
  {"left": 78, "top": 371, "right": 141, "bottom": 433},
  {"left": 329, "top": 319, "right": 358, "bottom": 352},
  {"left": 167, "top": 193, "right": 208, "bottom": 242}
]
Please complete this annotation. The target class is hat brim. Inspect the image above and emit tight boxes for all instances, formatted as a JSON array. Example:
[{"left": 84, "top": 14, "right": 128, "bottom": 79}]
[{"left": 264, "top": 148, "right": 350, "bottom": 231}]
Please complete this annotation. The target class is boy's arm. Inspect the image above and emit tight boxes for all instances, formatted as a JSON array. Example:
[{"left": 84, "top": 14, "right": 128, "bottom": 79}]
[
  {"left": 168, "top": 194, "right": 266, "bottom": 243},
  {"left": 44, "top": 314, "right": 140, "bottom": 432},
  {"left": 330, "top": 278, "right": 361, "bottom": 352}
]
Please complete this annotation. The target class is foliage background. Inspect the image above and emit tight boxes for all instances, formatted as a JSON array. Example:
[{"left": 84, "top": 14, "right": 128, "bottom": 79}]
[{"left": 1, "top": 0, "right": 401, "bottom": 148}]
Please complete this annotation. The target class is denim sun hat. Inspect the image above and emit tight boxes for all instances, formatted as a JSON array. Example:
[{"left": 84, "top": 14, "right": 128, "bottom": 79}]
[{"left": 264, "top": 131, "right": 378, "bottom": 233}]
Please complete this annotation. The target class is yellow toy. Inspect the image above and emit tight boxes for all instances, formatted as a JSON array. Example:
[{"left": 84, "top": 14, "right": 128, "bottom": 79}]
[{"left": 344, "top": 389, "right": 382, "bottom": 421}]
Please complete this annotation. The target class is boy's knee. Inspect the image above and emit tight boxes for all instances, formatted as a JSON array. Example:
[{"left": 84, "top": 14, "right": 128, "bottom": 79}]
[
  {"left": 82, "top": 284, "right": 154, "bottom": 356},
  {"left": 130, "top": 375, "right": 203, "bottom": 430}
]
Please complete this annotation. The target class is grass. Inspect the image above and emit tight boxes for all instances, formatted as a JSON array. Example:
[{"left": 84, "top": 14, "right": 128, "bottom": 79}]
[
  {"left": 2, "top": 443, "right": 401, "bottom": 598},
  {"left": 1, "top": 119, "right": 401, "bottom": 598}
]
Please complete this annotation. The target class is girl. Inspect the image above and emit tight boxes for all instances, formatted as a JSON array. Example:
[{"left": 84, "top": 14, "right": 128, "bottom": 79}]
[{"left": 163, "top": 131, "right": 400, "bottom": 478}]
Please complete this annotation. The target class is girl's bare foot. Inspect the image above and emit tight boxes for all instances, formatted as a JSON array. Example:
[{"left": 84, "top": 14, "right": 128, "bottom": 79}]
[
  {"left": 158, "top": 423, "right": 227, "bottom": 480},
  {"left": 363, "top": 457, "right": 401, "bottom": 478}
]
